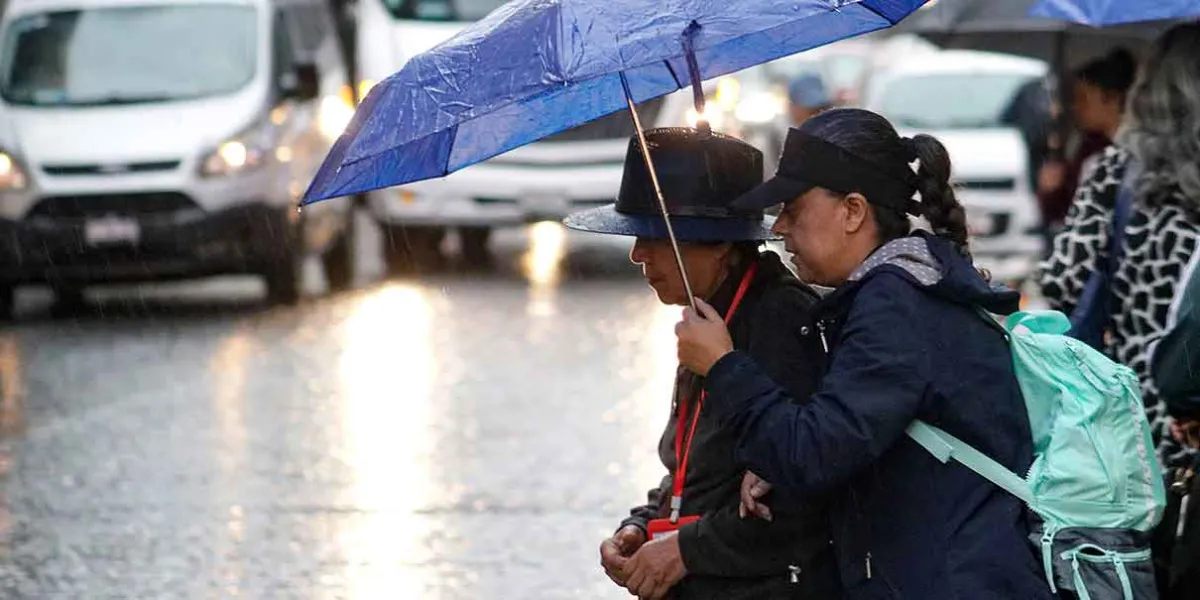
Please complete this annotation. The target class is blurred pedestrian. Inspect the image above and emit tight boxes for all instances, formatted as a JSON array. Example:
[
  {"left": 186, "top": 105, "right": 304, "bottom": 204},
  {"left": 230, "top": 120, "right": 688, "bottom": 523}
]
[
  {"left": 787, "top": 73, "right": 833, "bottom": 126},
  {"left": 563, "top": 128, "right": 839, "bottom": 599},
  {"left": 1039, "top": 25, "right": 1200, "bottom": 468},
  {"left": 999, "top": 75, "right": 1054, "bottom": 196},
  {"left": 1037, "top": 24, "right": 1200, "bottom": 598},
  {"left": 674, "top": 108, "right": 1051, "bottom": 599},
  {"left": 1036, "top": 48, "right": 1138, "bottom": 241}
]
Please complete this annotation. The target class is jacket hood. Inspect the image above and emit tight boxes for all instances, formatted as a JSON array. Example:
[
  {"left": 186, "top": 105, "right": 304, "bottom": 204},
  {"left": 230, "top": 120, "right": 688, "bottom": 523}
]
[{"left": 848, "top": 232, "right": 1020, "bottom": 315}]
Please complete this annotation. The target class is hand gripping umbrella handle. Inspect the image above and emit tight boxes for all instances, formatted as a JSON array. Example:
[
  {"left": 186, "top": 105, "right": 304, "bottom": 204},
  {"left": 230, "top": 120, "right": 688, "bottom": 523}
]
[{"left": 620, "top": 72, "right": 697, "bottom": 312}]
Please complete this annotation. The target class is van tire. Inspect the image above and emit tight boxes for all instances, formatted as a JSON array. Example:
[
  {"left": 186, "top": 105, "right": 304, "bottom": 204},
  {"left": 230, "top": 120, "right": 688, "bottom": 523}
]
[
  {"left": 460, "top": 226, "right": 492, "bottom": 268},
  {"left": 264, "top": 256, "right": 302, "bottom": 306},
  {"left": 383, "top": 225, "right": 444, "bottom": 275},
  {"left": 322, "top": 217, "right": 356, "bottom": 292},
  {"left": 0, "top": 285, "right": 14, "bottom": 320},
  {"left": 51, "top": 287, "right": 86, "bottom": 316},
  {"left": 264, "top": 218, "right": 304, "bottom": 307}
]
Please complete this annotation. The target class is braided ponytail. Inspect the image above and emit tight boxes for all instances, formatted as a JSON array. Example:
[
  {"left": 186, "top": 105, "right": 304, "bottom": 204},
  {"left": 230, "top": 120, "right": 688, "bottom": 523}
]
[
  {"left": 909, "top": 134, "right": 972, "bottom": 258},
  {"left": 799, "top": 109, "right": 978, "bottom": 267}
]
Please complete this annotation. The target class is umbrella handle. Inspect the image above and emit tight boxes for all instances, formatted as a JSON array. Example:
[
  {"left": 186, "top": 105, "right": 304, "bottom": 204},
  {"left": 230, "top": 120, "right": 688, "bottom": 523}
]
[{"left": 620, "top": 72, "right": 698, "bottom": 313}]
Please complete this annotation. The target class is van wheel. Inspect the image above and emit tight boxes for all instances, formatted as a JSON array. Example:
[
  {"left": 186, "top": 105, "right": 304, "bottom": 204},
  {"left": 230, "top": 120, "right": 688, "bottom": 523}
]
[
  {"left": 383, "top": 225, "right": 444, "bottom": 275},
  {"left": 0, "top": 285, "right": 14, "bottom": 320},
  {"left": 264, "top": 219, "right": 303, "bottom": 306},
  {"left": 322, "top": 217, "right": 356, "bottom": 292},
  {"left": 460, "top": 226, "right": 492, "bottom": 268},
  {"left": 264, "top": 253, "right": 302, "bottom": 306},
  {"left": 50, "top": 287, "right": 86, "bottom": 317}
]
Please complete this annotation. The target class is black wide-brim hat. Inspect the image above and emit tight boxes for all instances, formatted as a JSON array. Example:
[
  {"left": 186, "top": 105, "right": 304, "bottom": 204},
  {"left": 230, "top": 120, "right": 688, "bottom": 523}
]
[{"left": 563, "top": 127, "right": 776, "bottom": 242}]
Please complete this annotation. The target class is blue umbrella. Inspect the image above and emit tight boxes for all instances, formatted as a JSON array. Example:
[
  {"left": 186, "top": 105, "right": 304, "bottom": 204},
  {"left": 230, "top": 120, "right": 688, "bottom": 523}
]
[
  {"left": 303, "top": 0, "right": 926, "bottom": 304},
  {"left": 1030, "top": 0, "right": 1200, "bottom": 27},
  {"left": 303, "top": 0, "right": 926, "bottom": 204}
]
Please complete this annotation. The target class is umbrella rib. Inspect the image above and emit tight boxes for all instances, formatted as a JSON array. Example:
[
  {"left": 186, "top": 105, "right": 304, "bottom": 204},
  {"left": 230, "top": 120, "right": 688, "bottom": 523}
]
[
  {"left": 442, "top": 123, "right": 459, "bottom": 175},
  {"left": 663, "top": 59, "right": 683, "bottom": 90}
]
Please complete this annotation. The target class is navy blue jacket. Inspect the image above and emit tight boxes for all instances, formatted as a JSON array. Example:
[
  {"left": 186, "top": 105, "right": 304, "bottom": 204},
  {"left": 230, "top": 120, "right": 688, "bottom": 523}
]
[{"left": 704, "top": 234, "right": 1052, "bottom": 599}]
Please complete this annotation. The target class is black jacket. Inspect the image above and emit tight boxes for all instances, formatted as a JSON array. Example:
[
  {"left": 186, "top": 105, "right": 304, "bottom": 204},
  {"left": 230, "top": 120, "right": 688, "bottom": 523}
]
[{"left": 619, "top": 251, "right": 839, "bottom": 599}]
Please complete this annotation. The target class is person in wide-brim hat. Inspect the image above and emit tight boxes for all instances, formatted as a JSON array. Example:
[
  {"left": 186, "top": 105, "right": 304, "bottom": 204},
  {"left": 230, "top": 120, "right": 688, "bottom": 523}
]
[{"left": 569, "top": 127, "right": 840, "bottom": 600}]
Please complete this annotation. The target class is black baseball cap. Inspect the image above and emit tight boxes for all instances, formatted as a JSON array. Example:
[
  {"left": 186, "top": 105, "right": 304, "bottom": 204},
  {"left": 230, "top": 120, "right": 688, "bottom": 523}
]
[{"left": 735, "top": 125, "right": 919, "bottom": 215}]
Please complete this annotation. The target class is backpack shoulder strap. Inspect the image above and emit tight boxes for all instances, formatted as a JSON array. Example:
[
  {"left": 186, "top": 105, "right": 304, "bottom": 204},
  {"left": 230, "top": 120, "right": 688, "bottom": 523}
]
[
  {"left": 1109, "top": 159, "right": 1139, "bottom": 269},
  {"left": 906, "top": 421, "right": 1034, "bottom": 505},
  {"left": 973, "top": 305, "right": 1011, "bottom": 340}
]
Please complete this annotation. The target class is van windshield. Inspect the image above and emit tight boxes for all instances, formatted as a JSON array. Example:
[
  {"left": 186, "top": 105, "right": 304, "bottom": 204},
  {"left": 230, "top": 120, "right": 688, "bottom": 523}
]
[
  {"left": 384, "top": 0, "right": 509, "bottom": 22},
  {"left": 875, "top": 72, "right": 1041, "bottom": 130},
  {"left": 0, "top": 5, "right": 258, "bottom": 107}
]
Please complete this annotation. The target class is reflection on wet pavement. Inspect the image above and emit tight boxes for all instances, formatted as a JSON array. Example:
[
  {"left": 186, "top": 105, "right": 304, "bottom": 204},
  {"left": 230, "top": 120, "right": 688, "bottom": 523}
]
[{"left": 0, "top": 217, "right": 684, "bottom": 598}]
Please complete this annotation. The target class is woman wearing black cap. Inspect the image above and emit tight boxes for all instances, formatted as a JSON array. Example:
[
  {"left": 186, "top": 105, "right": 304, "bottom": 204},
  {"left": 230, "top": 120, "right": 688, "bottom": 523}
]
[
  {"left": 564, "top": 127, "right": 839, "bottom": 599},
  {"left": 675, "top": 109, "right": 1051, "bottom": 599}
]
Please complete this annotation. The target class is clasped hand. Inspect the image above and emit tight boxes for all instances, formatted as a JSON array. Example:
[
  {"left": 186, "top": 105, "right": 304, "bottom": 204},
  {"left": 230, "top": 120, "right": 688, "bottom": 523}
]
[{"left": 600, "top": 526, "right": 686, "bottom": 599}]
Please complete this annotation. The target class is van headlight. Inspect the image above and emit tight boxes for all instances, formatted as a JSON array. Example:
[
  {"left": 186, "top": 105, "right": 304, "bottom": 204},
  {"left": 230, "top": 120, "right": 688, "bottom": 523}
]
[
  {"left": 317, "top": 86, "right": 357, "bottom": 142},
  {"left": 734, "top": 92, "right": 786, "bottom": 125},
  {"left": 200, "top": 119, "right": 275, "bottom": 178},
  {"left": 357, "top": 79, "right": 377, "bottom": 104},
  {"left": 0, "top": 150, "right": 28, "bottom": 191}
]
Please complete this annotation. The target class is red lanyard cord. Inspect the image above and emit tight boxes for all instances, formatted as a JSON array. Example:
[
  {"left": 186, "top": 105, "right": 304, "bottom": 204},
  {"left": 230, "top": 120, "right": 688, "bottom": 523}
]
[{"left": 669, "top": 263, "right": 757, "bottom": 522}]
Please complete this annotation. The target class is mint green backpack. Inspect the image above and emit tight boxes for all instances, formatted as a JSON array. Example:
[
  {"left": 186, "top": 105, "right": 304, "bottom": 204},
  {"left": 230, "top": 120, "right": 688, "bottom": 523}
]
[{"left": 906, "top": 310, "right": 1167, "bottom": 600}]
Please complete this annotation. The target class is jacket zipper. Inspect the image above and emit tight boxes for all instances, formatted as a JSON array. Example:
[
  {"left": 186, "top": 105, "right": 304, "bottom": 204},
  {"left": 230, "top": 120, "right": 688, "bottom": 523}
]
[
  {"left": 866, "top": 552, "right": 872, "bottom": 580},
  {"left": 816, "top": 320, "right": 830, "bottom": 353}
]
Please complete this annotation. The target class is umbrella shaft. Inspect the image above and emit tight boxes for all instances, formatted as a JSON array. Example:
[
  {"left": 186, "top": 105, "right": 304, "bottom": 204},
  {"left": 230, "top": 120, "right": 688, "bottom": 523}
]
[{"left": 621, "top": 80, "right": 697, "bottom": 311}]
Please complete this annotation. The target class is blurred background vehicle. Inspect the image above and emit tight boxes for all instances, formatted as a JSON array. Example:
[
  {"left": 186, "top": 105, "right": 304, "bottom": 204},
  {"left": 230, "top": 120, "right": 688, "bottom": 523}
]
[
  {"left": 697, "top": 33, "right": 937, "bottom": 175},
  {"left": 349, "top": 0, "right": 697, "bottom": 273},
  {"left": 0, "top": 0, "right": 359, "bottom": 316},
  {"left": 862, "top": 49, "right": 1050, "bottom": 286}
]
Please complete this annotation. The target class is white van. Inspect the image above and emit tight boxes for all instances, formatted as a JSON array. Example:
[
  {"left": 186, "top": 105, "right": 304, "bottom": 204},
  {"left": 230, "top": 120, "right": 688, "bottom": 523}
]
[
  {"left": 863, "top": 49, "right": 1048, "bottom": 284},
  {"left": 352, "top": 0, "right": 694, "bottom": 271},
  {"left": 0, "top": 0, "right": 359, "bottom": 317}
]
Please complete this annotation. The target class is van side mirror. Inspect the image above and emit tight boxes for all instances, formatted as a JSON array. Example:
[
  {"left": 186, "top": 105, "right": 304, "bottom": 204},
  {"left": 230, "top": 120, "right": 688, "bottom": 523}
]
[{"left": 281, "top": 63, "right": 320, "bottom": 101}]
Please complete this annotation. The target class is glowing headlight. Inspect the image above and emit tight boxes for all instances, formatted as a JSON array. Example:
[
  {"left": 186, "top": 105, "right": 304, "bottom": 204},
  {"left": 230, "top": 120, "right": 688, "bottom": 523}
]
[
  {"left": 318, "top": 91, "right": 356, "bottom": 141},
  {"left": 714, "top": 77, "right": 741, "bottom": 111},
  {"left": 0, "top": 151, "right": 28, "bottom": 191},
  {"left": 734, "top": 92, "right": 786, "bottom": 125},
  {"left": 218, "top": 141, "right": 249, "bottom": 169},
  {"left": 201, "top": 131, "right": 268, "bottom": 178},
  {"left": 357, "top": 79, "right": 377, "bottom": 104}
]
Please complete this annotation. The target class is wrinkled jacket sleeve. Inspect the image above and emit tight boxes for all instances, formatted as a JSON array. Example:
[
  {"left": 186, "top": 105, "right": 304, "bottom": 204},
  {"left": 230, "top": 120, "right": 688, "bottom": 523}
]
[
  {"left": 677, "top": 286, "right": 826, "bottom": 577},
  {"left": 704, "top": 273, "right": 933, "bottom": 499},
  {"left": 619, "top": 474, "right": 669, "bottom": 534}
]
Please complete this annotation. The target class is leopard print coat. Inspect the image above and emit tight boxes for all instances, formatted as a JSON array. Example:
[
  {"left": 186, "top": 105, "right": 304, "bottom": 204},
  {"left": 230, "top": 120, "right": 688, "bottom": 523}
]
[{"left": 1039, "top": 145, "right": 1200, "bottom": 467}]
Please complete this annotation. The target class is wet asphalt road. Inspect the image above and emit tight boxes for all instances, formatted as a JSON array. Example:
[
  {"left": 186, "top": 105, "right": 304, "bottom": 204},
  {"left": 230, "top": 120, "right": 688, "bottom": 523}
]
[{"left": 0, "top": 210, "right": 694, "bottom": 599}]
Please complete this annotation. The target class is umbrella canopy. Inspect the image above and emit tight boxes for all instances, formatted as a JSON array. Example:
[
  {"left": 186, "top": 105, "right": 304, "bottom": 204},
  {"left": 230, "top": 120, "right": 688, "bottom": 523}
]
[
  {"left": 302, "top": 0, "right": 928, "bottom": 204},
  {"left": 891, "top": 0, "right": 1172, "bottom": 66},
  {"left": 1030, "top": 0, "right": 1200, "bottom": 27}
]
